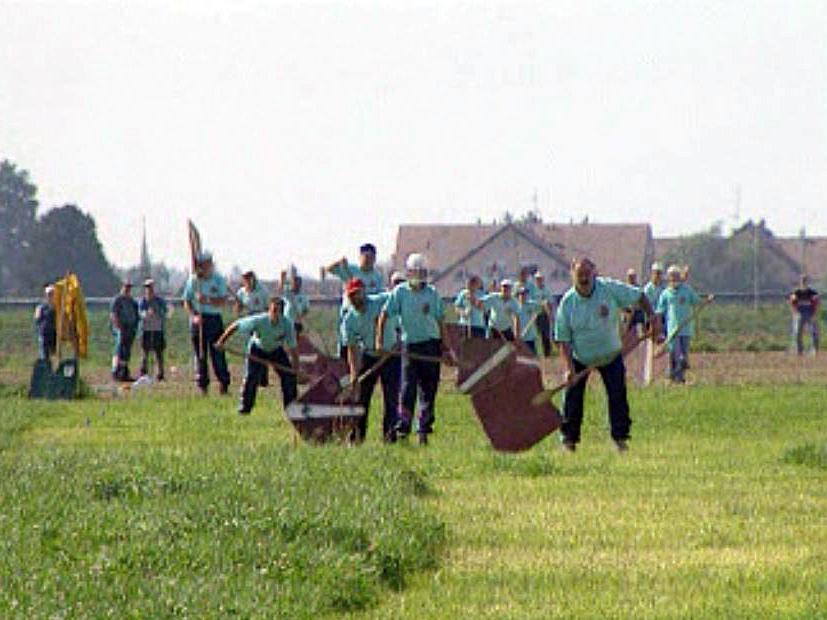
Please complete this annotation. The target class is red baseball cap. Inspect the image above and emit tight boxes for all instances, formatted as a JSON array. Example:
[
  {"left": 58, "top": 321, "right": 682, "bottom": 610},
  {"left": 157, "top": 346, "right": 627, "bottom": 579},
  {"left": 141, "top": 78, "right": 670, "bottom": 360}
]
[{"left": 345, "top": 278, "right": 364, "bottom": 296}]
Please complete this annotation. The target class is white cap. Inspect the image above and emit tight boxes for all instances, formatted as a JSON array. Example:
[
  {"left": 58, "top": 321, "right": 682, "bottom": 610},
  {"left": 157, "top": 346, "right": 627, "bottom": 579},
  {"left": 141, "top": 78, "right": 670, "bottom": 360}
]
[
  {"left": 667, "top": 264, "right": 681, "bottom": 276},
  {"left": 390, "top": 271, "right": 406, "bottom": 283},
  {"left": 500, "top": 278, "right": 514, "bottom": 288},
  {"left": 406, "top": 253, "right": 427, "bottom": 271},
  {"left": 44, "top": 284, "right": 55, "bottom": 294},
  {"left": 651, "top": 262, "right": 663, "bottom": 272},
  {"left": 533, "top": 272, "right": 544, "bottom": 279}
]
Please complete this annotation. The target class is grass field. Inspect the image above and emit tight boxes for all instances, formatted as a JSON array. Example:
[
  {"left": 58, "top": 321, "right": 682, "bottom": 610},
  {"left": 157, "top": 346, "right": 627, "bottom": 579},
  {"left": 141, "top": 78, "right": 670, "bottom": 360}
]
[{"left": 1, "top": 305, "right": 826, "bottom": 618}]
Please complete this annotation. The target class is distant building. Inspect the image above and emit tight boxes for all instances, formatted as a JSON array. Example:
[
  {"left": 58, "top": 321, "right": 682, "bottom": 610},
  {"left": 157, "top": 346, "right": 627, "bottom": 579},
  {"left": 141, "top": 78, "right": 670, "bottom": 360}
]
[{"left": 393, "top": 221, "right": 655, "bottom": 296}]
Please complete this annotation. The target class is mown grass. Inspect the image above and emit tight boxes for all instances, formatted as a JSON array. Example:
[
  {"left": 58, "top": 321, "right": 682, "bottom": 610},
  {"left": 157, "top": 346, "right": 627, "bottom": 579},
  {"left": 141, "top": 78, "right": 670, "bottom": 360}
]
[
  {"left": 0, "top": 394, "right": 444, "bottom": 618},
  {"left": 0, "top": 380, "right": 825, "bottom": 618}
]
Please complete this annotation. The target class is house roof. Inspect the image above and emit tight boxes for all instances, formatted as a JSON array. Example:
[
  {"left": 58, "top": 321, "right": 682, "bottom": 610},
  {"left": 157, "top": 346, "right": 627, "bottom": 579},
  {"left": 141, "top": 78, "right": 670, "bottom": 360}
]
[{"left": 393, "top": 221, "right": 653, "bottom": 281}]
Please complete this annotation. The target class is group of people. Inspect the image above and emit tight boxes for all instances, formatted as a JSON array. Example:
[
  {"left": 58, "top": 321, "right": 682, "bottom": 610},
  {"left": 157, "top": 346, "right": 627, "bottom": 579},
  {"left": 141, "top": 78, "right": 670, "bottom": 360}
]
[{"left": 33, "top": 239, "right": 818, "bottom": 452}]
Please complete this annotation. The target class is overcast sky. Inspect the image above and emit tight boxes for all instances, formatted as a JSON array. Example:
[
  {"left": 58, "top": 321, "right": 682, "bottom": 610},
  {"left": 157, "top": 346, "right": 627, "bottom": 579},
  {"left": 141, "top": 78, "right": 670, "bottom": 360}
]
[{"left": 2, "top": 1, "right": 825, "bottom": 276}]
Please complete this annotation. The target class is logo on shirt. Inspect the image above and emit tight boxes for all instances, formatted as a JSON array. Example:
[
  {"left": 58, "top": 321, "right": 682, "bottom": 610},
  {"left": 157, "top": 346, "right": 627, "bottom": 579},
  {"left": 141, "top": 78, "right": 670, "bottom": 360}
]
[{"left": 599, "top": 304, "right": 609, "bottom": 318}]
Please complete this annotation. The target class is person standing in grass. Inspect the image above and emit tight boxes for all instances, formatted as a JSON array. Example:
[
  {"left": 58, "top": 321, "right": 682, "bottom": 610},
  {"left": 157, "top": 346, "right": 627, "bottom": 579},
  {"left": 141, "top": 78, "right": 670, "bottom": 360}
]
[
  {"left": 656, "top": 264, "right": 701, "bottom": 383},
  {"left": 554, "top": 257, "right": 657, "bottom": 452},
  {"left": 235, "top": 270, "right": 271, "bottom": 386},
  {"left": 342, "top": 278, "right": 400, "bottom": 442},
  {"left": 531, "top": 272, "right": 555, "bottom": 357},
  {"left": 280, "top": 272, "right": 310, "bottom": 335},
  {"left": 216, "top": 296, "right": 299, "bottom": 415},
  {"left": 376, "top": 253, "right": 448, "bottom": 445},
  {"left": 789, "top": 275, "right": 820, "bottom": 355},
  {"left": 454, "top": 274, "right": 487, "bottom": 338},
  {"left": 326, "top": 243, "right": 385, "bottom": 358},
  {"left": 138, "top": 279, "right": 168, "bottom": 381},
  {"left": 183, "top": 252, "right": 231, "bottom": 395},
  {"left": 643, "top": 263, "right": 666, "bottom": 340},
  {"left": 478, "top": 279, "right": 521, "bottom": 341},
  {"left": 33, "top": 284, "right": 57, "bottom": 367},
  {"left": 110, "top": 280, "right": 140, "bottom": 381},
  {"left": 235, "top": 270, "right": 269, "bottom": 317},
  {"left": 515, "top": 286, "right": 542, "bottom": 355},
  {"left": 623, "top": 269, "right": 646, "bottom": 338}
]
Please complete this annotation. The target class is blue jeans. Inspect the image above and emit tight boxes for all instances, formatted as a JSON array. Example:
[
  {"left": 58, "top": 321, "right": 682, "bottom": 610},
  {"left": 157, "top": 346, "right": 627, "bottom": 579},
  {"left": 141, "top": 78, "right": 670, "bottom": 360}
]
[
  {"left": 112, "top": 325, "right": 137, "bottom": 376},
  {"left": 793, "top": 311, "right": 819, "bottom": 354},
  {"left": 562, "top": 354, "right": 631, "bottom": 444},
  {"left": 670, "top": 336, "right": 691, "bottom": 382}
]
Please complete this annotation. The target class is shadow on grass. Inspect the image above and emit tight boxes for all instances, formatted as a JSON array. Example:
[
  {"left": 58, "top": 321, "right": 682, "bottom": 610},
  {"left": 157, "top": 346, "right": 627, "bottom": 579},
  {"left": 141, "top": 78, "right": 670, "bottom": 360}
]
[{"left": 782, "top": 442, "right": 827, "bottom": 470}]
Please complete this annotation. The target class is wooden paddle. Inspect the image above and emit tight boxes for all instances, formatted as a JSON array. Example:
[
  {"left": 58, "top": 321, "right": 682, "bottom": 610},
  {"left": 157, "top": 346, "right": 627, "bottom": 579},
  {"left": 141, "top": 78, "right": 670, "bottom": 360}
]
[{"left": 654, "top": 294, "right": 715, "bottom": 358}]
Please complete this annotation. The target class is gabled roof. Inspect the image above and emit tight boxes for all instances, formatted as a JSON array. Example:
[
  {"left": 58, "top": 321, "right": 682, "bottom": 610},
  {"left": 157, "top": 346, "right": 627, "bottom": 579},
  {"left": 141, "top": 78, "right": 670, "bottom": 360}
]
[{"left": 432, "top": 222, "right": 569, "bottom": 284}]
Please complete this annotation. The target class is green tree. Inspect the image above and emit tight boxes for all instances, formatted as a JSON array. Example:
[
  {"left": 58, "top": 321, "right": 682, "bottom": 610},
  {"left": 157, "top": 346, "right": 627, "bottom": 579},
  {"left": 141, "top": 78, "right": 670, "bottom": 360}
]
[
  {"left": 0, "top": 160, "right": 39, "bottom": 294},
  {"left": 22, "top": 204, "right": 120, "bottom": 295}
]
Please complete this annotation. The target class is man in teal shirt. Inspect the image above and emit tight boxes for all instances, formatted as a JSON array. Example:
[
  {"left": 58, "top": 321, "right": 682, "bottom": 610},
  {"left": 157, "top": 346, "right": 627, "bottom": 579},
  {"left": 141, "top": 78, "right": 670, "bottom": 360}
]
[
  {"left": 643, "top": 262, "right": 666, "bottom": 339},
  {"left": 479, "top": 280, "right": 521, "bottom": 340},
  {"left": 554, "top": 257, "right": 656, "bottom": 452},
  {"left": 656, "top": 265, "right": 701, "bottom": 383},
  {"left": 516, "top": 287, "right": 542, "bottom": 355},
  {"left": 326, "top": 243, "right": 385, "bottom": 357},
  {"left": 342, "top": 278, "right": 401, "bottom": 442},
  {"left": 454, "top": 275, "right": 487, "bottom": 338},
  {"left": 531, "top": 272, "right": 555, "bottom": 357},
  {"left": 182, "top": 252, "right": 231, "bottom": 394},
  {"left": 376, "top": 253, "right": 447, "bottom": 445},
  {"left": 216, "top": 296, "right": 299, "bottom": 415},
  {"left": 280, "top": 272, "right": 310, "bottom": 334}
]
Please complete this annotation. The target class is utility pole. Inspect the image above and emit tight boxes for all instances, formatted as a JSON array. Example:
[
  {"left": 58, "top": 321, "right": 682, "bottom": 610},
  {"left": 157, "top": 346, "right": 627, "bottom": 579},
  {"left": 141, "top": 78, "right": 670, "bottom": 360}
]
[
  {"left": 799, "top": 226, "right": 807, "bottom": 275},
  {"left": 752, "top": 220, "right": 759, "bottom": 311}
]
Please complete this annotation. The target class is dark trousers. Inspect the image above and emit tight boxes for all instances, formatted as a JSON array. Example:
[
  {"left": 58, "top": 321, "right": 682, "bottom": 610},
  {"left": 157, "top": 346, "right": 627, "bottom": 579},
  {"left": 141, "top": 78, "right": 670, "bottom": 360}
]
[
  {"left": 669, "top": 336, "right": 691, "bottom": 383},
  {"left": 562, "top": 354, "right": 631, "bottom": 444},
  {"left": 398, "top": 339, "right": 441, "bottom": 436},
  {"left": 140, "top": 331, "right": 166, "bottom": 378},
  {"left": 113, "top": 325, "right": 137, "bottom": 378},
  {"left": 240, "top": 344, "right": 297, "bottom": 413},
  {"left": 191, "top": 313, "right": 230, "bottom": 389},
  {"left": 491, "top": 328, "right": 515, "bottom": 341},
  {"left": 356, "top": 353, "right": 401, "bottom": 441},
  {"left": 470, "top": 326, "right": 486, "bottom": 338},
  {"left": 37, "top": 331, "right": 56, "bottom": 363},
  {"left": 524, "top": 340, "right": 536, "bottom": 355},
  {"left": 535, "top": 312, "right": 552, "bottom": 357}
]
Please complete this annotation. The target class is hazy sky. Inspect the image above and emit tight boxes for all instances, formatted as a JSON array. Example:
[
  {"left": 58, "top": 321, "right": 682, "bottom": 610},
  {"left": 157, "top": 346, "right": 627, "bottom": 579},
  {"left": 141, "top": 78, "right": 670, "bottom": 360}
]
[{"left": 2, "top": 1, "right": 825, "bottom": 276}]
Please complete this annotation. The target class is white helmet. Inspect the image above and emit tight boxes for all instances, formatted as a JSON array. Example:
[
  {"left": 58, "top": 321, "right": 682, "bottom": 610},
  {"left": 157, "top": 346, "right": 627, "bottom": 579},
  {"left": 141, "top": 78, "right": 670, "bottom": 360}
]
[{"left": 406, "top": 253, "right": 427, "bottom": 271}]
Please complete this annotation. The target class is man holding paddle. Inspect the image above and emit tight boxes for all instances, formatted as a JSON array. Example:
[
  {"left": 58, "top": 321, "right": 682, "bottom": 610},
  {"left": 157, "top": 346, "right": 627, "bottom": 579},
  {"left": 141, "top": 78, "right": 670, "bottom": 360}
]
[
  {"left": 554, "top": 257, "right": 657, "bottom": 452},
  {"left": 341, "top": 277, "right": 400, "bottom": 442},
  {"left": 215, "top": 296, "right": 299, "bottom": 415},
  {"left": 182, "top": 252, "right": 231, "bottom": 395},
  {"left": 656, "top": 264, "right": 702, "bottom": 384},
  {"left": 376, "top": 253, "right": 448, "bottom": 445}
]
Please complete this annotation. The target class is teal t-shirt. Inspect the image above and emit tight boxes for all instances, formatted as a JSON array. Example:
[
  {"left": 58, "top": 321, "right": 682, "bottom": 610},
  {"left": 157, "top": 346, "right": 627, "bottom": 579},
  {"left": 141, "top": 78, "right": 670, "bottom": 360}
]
[
  {"left": 643, "top": 281, "right": 666, "bottom": 309},
  {"left": 516, "top": 279, "right": 538, "bottom": 299},
  {"left": 283, "top": 290, "right": 310, "bottom": 322},
  {"left": 236, "top": 283, "right": 269, "bottom": 315},
  {"left": 330, "top": 261, "right": 385, "bottom": 345},
  {"left": 480, "top": 293, "right": 520, "bottom": 332},
  {"left": 330, "top": 262, "right": 385, "bottom": 295},
  {"left": 530, "top": 284, "right": 554, "bottom": 307},
  {"left": 383, "top": 283, "right": 444, "bottom": 344},
  {"left": 516, "top": 299, "right": 541, "bottom": 342},
  {"left": 656, "top": 283, "right": 700, "bottom": 338},
  {"left": 454, "top": 288, "right": 486, "bottom": 328},
  {"left": 237, "top": 313, "right": 297, "bottom": 352},
  {"left": 342, "top": 292, "right": 397, "bottom": 353},
  {"left": 183, "top": 273, "right": 228, "bottom": 315},
  {"left": 554, "top": 277, "right": 643, "bottom": 366}
]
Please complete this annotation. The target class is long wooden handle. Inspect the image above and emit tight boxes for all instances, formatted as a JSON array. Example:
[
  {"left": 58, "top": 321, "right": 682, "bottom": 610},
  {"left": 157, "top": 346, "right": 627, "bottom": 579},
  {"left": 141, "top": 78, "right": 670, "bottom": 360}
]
[
  {"left": 222, "top": 345, "right": 299, "bottom": 377},
  {"left": 655, "top": 294, "right": 715, "bottom": 357}
]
